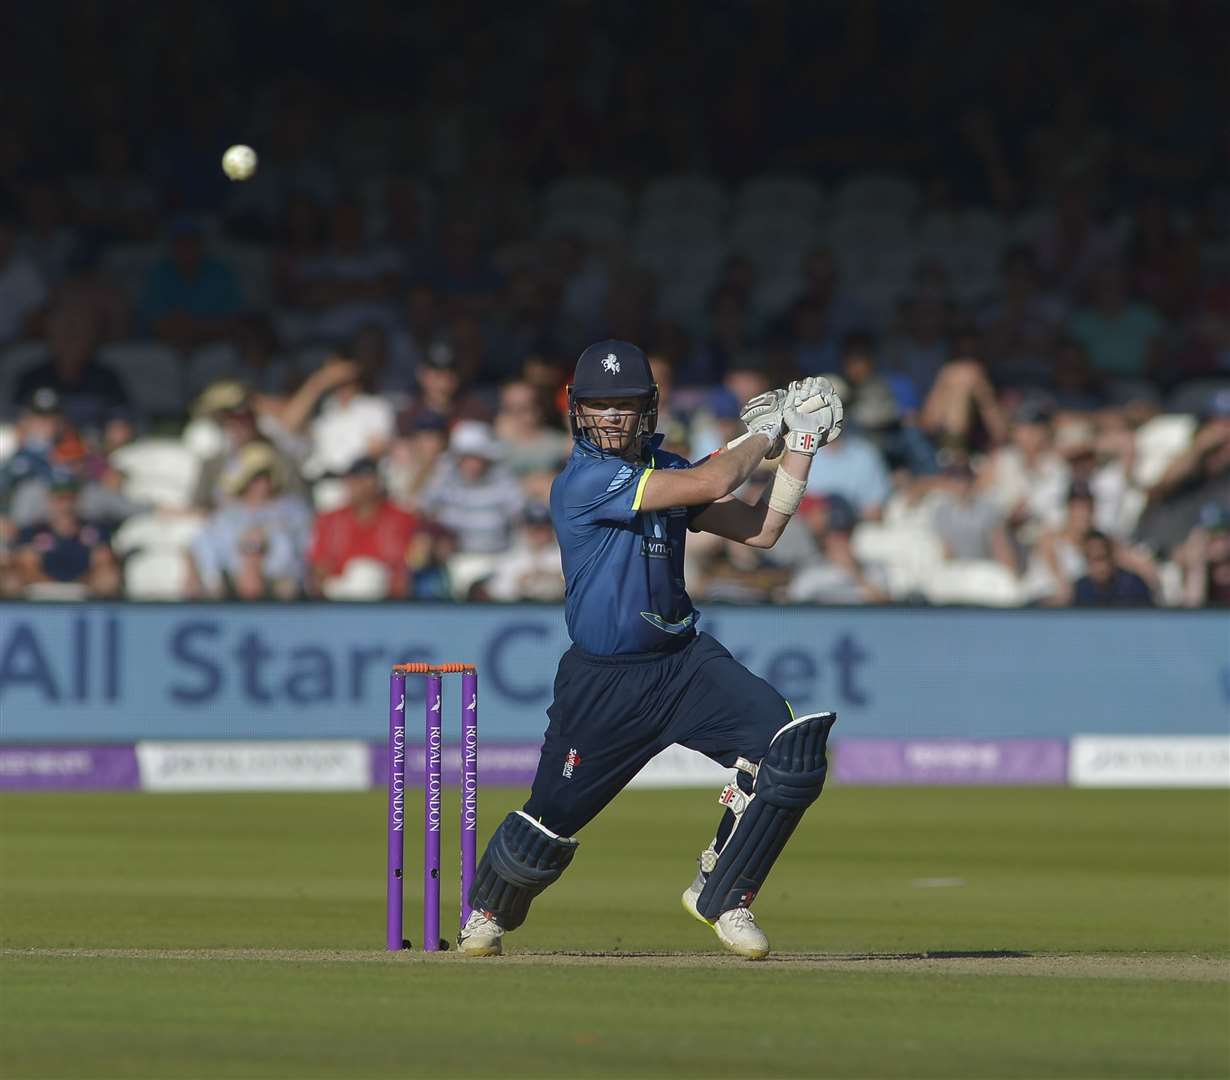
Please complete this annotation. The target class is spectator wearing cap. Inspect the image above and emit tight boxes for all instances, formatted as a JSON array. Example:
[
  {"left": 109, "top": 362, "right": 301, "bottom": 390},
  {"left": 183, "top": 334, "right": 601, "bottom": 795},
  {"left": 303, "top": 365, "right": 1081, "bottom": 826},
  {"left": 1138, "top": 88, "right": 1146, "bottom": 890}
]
[
  {"left": 1175, "top": 502, "right": 1230, "bottom": 608},
  {"left": 139, "top": 217, "right": 245, "bottom": 349},
  {"left": 186, "top": 442, "right": 312, "bottom": 600},
  {"left": 0, "top": 201, "right": 48, "bottom": 345},
  {"left": 191, "top": 381, "right": 307, "bottom": 509},
  {"left": 13, "top": 300, "right": 131, "bottom": 436},
  {"left": 278, "top": 356, "right": 394, "bottom": 479},
  {"left": 482, "top": 502, "right": 564, "bottom": 602},
  {"left": 786, "top": 495, "right": 888, "bottom": 605},
  {"left": 0, "top": 388, "right": 63, "bottom": 516},
  {"left": 8, "top": 412, "right": 147, "bottom": 531},
  {"left": 419, "top": 421, "right": 525, "bottom": 552},
  {"left": 307, "top": 457, "right": 423, "bottom": 600},
  {"left": 385, "top": 410, "right": 450, "bottom": 508},
  {"left": 803, "top": 417, "right": 892, "bottom": 521},
  {"left": 930, "top": 463, "right": 1018, "bottom": 574},
  {"left": 1071, "top": 531, "right": 1154, "bottom": 607},
  {"left": 14, "top": 471, "right": 120, "bottom": 598},
  {"left": 396, "top": 340, "right": 489, "bottom": 432},
  {"left": 983, "top": 402, "right": 1070, "bottom": 536}
]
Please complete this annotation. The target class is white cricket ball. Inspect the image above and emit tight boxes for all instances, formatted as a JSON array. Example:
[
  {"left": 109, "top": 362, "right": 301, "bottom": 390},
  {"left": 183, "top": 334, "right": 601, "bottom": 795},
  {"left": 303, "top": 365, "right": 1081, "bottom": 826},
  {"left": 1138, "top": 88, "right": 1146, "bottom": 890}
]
[{"left": 221, "top": 144, "right": 258, "bottom": 182}]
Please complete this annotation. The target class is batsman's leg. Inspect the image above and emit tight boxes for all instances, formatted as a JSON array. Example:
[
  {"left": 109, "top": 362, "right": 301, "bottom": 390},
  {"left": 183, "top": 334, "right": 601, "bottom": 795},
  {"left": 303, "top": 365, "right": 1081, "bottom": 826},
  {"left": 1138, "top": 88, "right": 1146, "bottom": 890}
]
[
  {"left": 683, "top": 711, "right": 837, "bottom": 958},
  {"left": 460, "top": 811, "right": 579, "bottom": 956}
]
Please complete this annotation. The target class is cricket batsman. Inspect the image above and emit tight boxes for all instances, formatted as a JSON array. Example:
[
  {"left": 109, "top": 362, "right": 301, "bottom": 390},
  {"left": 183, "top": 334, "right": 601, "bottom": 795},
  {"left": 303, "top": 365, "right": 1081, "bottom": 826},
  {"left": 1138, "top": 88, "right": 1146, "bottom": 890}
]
[{"left": 461, "top": 340, "right": 843, "bottom": 959}]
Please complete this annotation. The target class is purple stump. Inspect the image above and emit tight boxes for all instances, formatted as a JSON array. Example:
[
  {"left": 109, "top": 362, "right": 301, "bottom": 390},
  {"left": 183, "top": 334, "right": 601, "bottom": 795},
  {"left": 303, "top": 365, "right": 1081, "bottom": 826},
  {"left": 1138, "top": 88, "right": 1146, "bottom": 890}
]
[
  {"left": 423, "top": 674, "right": 443, "bottom": 951},
  {"left": 460, "top": 668, "right": 478, "bottom": 931},
  {"left": 386, "top": 671, "right": 407, "bottom": 951}
]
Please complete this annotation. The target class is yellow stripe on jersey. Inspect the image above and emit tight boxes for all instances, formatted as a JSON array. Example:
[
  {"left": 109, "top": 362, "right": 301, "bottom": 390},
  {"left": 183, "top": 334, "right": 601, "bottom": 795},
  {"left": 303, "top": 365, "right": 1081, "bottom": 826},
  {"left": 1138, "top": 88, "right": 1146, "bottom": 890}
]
[{"left": 631, "top": 465, "right": 654, "bottom": 512}]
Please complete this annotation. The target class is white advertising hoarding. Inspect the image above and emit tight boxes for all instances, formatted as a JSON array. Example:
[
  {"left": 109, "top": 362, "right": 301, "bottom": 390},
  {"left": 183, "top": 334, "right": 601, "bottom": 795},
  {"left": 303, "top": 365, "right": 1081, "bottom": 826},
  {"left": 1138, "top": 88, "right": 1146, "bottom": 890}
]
[{"left": 1070, "top": 736, "right": 1230, "bottom": 788}]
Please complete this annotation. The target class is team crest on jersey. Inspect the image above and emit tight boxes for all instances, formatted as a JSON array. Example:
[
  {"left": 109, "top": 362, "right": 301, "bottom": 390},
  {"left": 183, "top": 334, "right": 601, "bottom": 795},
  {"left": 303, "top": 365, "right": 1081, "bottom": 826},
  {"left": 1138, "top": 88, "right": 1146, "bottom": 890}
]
[
  {"left": 601, "top": 353, "right": 620, "bottom": 374},
  {"left": 562, "top": 748, "right": 582, "bottom": 779}
]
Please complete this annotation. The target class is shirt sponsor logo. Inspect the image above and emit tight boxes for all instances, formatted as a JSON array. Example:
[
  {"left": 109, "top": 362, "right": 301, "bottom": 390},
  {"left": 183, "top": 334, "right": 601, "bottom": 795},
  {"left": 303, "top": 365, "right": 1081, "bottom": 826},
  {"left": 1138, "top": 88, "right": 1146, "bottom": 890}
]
[
  {"left": 562, "top": 747, "right": 581, "bottom": 779},
  {"left": 641, "top": 537, "right": 672, "bottom": 559}
]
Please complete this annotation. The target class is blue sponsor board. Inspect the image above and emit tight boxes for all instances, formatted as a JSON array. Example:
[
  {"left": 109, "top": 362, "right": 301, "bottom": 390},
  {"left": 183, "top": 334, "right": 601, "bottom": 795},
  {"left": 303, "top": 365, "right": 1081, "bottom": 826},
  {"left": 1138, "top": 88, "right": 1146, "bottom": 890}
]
[{"left": 0, "top": 604, "right": 1226, "bottom": 742}]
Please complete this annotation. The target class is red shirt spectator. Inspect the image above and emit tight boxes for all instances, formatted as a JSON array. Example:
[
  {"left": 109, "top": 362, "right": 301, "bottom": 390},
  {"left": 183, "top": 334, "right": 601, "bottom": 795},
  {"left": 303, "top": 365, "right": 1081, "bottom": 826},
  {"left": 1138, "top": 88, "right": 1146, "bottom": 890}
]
[{"left": 308, "top": 458, "right": 421, "bottom": 598}]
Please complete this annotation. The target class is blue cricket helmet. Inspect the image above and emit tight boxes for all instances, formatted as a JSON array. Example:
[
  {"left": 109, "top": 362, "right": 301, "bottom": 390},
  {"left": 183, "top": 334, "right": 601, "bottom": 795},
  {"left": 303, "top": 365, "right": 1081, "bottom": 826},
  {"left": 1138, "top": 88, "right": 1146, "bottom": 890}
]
[{"left": 567, "top": 340, "right": 659, "bottom": 452}]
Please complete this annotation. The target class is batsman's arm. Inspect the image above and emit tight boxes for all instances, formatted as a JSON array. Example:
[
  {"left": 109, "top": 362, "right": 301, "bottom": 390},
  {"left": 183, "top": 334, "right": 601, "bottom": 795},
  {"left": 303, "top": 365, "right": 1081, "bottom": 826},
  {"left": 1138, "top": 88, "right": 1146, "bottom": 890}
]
[
  {"left": 634, "top": 433, "right": 773, "bottom": 512},
  {"left": 689, "top": 447, "right": 812, "bottom": 549}
]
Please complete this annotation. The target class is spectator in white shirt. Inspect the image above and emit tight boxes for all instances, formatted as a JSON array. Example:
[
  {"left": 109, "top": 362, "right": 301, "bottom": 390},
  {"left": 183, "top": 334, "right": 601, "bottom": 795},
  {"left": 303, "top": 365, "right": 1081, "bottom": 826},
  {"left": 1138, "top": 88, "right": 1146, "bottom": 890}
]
[
  {"left": 483, "top": 502, "right": 564, "bottom": 601},
  {"left": 279, "top": 355, "right": 394, "bottom": 479},
  {"left": 983, "top": 402, "right": 1070, "bottom": 535}
]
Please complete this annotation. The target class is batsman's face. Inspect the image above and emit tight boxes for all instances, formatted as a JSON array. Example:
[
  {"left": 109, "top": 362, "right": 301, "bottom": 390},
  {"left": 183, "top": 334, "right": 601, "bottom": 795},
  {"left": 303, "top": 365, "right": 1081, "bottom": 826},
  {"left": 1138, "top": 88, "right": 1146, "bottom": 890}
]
[{"left": 577, "top": 397, "right": 641, "bottom": 455}]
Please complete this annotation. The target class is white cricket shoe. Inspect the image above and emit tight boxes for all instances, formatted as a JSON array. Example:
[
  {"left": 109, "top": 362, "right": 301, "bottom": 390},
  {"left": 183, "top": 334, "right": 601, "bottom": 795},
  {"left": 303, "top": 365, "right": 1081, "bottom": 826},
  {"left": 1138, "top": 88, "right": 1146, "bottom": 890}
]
[
  {"left": 458, "top": 909, "right": 504, "bottom": 957},
  {"left": 681, "top": 870, "right": 771, "bottom": 960}
]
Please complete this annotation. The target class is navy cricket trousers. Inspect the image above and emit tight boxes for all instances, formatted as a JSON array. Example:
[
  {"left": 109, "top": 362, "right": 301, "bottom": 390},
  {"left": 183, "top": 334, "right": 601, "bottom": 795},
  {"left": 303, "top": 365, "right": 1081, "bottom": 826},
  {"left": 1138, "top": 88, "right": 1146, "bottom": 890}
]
[{"left": 523, "top": 632, "right": 791, "bottom": 837}]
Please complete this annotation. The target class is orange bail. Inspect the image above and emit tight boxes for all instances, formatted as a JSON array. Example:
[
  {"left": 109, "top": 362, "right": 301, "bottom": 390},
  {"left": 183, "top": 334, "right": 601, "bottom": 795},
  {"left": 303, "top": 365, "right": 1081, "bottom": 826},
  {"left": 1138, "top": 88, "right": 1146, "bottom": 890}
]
[{"left": 391, "top": 662, "right": 476, "bottom": 674}]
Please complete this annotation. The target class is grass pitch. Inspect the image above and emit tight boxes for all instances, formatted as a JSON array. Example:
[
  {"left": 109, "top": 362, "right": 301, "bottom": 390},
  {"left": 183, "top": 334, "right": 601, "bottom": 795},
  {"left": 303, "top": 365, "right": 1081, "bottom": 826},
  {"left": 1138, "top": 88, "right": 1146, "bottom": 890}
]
[{"left": 1, "top": 786, "right": 1227, "bottom": 1078}]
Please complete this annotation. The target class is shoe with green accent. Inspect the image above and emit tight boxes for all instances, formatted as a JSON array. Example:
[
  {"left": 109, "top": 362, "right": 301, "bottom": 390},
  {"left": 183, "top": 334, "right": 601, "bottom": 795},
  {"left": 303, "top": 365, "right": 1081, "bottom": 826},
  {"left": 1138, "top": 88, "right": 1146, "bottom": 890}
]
[{"left": 681, "top": 866, "right": 770, "bottom": 960}]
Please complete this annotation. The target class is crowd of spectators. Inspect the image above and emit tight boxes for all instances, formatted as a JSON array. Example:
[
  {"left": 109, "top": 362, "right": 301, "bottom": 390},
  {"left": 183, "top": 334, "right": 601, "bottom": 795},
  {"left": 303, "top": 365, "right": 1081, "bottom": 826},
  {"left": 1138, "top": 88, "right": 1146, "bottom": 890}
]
[{"left": 0, "top": 1, "right": 1227, "bottom": 608}]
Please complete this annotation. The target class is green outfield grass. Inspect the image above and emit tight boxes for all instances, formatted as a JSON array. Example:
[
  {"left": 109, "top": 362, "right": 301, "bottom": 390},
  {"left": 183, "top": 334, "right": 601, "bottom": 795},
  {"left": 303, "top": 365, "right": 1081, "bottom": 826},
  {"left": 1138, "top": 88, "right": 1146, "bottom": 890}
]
[{"left": 2, "top": 786, "right": 1228, "bottom": 1079}]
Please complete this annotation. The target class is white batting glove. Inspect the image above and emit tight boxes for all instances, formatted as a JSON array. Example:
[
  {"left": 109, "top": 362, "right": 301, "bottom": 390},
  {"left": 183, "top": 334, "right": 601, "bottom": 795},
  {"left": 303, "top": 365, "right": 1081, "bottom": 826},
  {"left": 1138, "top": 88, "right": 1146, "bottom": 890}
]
[
  {"left": 782, "top": 376, "right": 844, "bottom": 455},
  {"left": 737, "top": 389, "right": 786, "bottom": 445}
]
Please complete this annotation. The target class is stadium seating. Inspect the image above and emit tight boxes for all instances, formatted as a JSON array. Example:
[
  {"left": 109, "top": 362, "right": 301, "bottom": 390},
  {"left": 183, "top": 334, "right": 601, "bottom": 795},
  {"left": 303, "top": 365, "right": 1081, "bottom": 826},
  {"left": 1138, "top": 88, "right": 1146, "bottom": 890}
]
[
  {"left": 851, "top": 522, "right": 945, "bottom": 599},
  {"left": 542, "top": 177, "right": 629, "bottom": 222},
  {"left": 111, "top": 510, "right": 205, "bottom": 559},
  {"left": 110, "top": 438, "right": 201, "bottom": 510},
  {"left": 832, "top": 172, "right": 920, "bottom": 218},
  {"left": 123, "top": 548, "right": 191, "bottom": 601},
  {"left": 639, "top": 174, "right": 728, "bottom": 222},
  {"left": 735, "top": 175, "right": 825, "bottom": 220},
  {"left": 320, "top": 557, "right": 390, "bottom": 600},
  {"left": 541, "top": 208, "right": 626, "bottom": 248},
  {"left": 922, "top": 560, "right": 1025, "bottom": 607}
]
